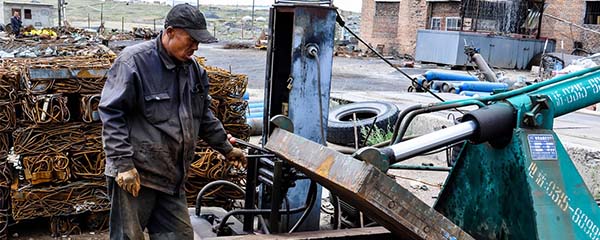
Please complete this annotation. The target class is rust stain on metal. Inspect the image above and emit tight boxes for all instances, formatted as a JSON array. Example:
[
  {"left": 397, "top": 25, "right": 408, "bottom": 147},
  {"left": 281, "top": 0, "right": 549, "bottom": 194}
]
[{"left": 316, "top": 155, "right": 334, "bottom": 177}]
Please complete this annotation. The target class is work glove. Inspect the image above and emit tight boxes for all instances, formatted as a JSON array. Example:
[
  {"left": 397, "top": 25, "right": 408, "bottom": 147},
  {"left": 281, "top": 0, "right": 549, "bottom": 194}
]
[
  {"left": 225, "top": 148, "right": 247, "bottom": 169},
  {"left": 116, "top": 168, "right": 141, "bottom": 197}
]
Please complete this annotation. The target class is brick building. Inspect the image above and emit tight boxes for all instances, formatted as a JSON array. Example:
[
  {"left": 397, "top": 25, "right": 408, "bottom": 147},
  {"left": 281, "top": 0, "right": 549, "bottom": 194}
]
[
  {"left": 542, "top": 0, "right": 600, "bottom": 54},
  {"left": 360, "top": 0, "right": 600, "bottom": 57}
]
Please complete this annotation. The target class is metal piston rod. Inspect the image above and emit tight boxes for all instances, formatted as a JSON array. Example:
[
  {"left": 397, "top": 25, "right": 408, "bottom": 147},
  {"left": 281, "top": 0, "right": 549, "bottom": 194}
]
[{"left": 379, "top": 121, "right": 478, "bottom": 163}]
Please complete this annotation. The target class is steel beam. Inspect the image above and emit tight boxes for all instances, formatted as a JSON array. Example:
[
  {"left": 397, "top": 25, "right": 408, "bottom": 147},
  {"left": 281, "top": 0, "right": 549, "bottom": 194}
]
[{"left": 266, "top": 128, "right": 473, "bottom": 240}]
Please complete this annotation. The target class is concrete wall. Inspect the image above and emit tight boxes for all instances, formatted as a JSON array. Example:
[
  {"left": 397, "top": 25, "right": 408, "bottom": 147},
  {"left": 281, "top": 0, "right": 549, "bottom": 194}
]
[{"left": 3, "top": 3, "right": 54, "bottom": 28}]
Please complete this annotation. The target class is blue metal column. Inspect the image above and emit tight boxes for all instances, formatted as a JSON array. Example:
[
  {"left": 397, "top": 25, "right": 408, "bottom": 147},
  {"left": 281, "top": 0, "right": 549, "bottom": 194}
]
[
  {"left": 262, "top": 4, "right": 337, "bottom": 232},
  {"left": 286, "top": 6, "right": 336, "bottom": 231}
]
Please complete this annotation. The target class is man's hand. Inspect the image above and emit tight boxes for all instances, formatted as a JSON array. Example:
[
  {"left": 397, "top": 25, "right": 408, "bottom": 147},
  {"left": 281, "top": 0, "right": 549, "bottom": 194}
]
[
  {"left": 225, "top": 148, "right": 246, "bottom": 169},
  {"left": 116, "top": 168, "right": 141, "bottom": 197}
]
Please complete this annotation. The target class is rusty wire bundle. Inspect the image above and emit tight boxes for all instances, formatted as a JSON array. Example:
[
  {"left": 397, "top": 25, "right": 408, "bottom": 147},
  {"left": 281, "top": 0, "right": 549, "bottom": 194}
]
[
  {"left": 0, "top": 157, "right": 10, "bottom": 239},
  {"left": 70, "top": 150, "right": 105, "bottom": 181},
  {"left": 80, "top": 94, "right": 101, "bottom": 123},
  {"left": 76, "top": 124, "right": 103, "bottom": 153},
  {"left": 50, "top": 216, "right": 82, "bottom": 237},
  {"left": 182, "top": 57, "right": 249, "bottom": 208},
  {"left": 0, "top": 134, "right": 10, "bottom": 160},
  {"left": 0, "top": 66, "right": 19, "bottom": 101},
  {"left": 10, "top": 181, "right": 110, "bottom": 221},
  {"left": 0, "top": 187, "right": 9, "bottom": 240},
  {"left": 22, "top": 153, "right": 70, "bottom": 185},
  {"left": 0, "top": 102, "right": 16, "bottom": 133},
  {"left": 13, "top": 123, "right": 85, "bottom": 156},
  {"left": 12, "top": 56, "right": 112, "bottom": 95},
  {"left": 184, "top": 147, "right": 246, "bottom": 207},
  {"left": 21, "top": 94, "right": 70, "bottom": 124}
]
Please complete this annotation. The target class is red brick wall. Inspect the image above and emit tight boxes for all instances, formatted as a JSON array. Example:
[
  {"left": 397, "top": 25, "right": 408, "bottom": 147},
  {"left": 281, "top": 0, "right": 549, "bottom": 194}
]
[
  {"left": 360, "top": 0, "right": 400, "bottom": 55},
  {"left": 360, "top": 0, "right": 598, "bottom": 56},
  {"left": 541, "top": 0, "right": 587, "bottom": 53},
  {"left": 429, "top": 2, "right": 462, "bottom": 30},
  {"left": 396, "top": 0, "right": 428, "bottom": 55}
]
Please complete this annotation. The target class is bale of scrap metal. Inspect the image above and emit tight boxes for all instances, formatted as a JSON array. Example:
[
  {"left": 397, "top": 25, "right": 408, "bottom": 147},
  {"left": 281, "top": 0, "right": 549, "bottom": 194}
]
[
  {"left": 3, "top": 55, "right": 111, "bottom": 236},
  {"left": 184, "top": 57, "right": 249, "bottom": 207},
  {"left": 10, "top": 181, "right": 110, "bottom": 221},
  {"left": 0, "top": 155, "right": 10, "bottom": 239}
]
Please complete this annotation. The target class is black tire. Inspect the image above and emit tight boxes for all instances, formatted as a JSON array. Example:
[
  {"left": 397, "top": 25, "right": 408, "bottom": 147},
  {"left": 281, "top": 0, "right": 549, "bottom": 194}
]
[{"left": 327, "top": 101, "right": 399, "bottom": 146}]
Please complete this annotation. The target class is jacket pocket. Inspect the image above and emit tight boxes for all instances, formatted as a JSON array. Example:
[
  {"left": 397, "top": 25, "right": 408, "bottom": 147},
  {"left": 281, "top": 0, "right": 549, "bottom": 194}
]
[
  {"left": 135, "top": 143, "right": 176, "bottom": 184},
  {"left": 143, "top": 93, "right": 171, "bottom": 123},
  {"left": 191, "top": 91, "right": 206, "bottom": 119}
]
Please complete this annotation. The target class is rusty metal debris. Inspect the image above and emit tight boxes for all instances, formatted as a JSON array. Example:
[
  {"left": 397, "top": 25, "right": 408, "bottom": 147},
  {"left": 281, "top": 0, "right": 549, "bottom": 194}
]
[
  {"left": 0, "top": 34, "right": 250, "bottom": 237},
  {"left": 184, "top": 57, "right": 249, "bottom": 208},
  {"left": 10, "top": 181, "right": 110, "bottom": 221},
  {"left": 0, "top": 55, "right": 111, "bottom": 237}
]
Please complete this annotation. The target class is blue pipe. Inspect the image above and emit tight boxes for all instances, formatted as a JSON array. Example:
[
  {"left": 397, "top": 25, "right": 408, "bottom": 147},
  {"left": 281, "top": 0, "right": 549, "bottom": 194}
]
[
  {"left": 423, "top": 70, "right": 479, "bottom": 82},
  {"left": 248, "top": 102, "right": 265, "bottom": 108},
  {"left": 458, "top": 82, "right": 508, "bottom": 92},
  {"left": 246, "top": 113, "right": 264, "bottom": 119}
]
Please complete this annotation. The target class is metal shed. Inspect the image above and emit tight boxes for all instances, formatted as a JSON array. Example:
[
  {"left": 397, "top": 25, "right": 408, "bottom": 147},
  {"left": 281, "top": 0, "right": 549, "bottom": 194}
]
[{"left": 415, "top": 29, "right": 556, "bottom": 69}]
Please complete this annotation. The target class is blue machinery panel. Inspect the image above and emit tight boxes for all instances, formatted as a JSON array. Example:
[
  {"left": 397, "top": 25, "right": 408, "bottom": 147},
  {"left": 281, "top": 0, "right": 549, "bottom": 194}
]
[{"left": 263, "top": 4, "right": 337, "bottom": 231}]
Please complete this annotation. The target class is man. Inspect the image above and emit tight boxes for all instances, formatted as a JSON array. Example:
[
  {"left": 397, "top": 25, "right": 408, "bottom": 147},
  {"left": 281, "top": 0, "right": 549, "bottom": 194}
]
[
  {"left": 99, "top": 4, "right": 246, "bottom": 239},
  {"left": 10, "top": 11, "right": 22, "bottom": 37}
]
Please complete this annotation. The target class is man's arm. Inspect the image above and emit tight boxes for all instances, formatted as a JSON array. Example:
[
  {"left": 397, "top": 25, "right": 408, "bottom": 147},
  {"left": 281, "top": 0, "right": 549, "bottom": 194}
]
[
  {"left": 99, "top": 61, "right": 136, "bottom": 173},
  {"left": 198, "top": 70, "right": 234, "bottom": 155}
]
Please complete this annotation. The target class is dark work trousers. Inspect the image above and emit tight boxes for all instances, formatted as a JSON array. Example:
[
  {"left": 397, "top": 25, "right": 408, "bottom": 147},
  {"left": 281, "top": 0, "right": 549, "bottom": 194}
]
[{"left": 107, "top": 177, "right": 193, "bottom": 240}]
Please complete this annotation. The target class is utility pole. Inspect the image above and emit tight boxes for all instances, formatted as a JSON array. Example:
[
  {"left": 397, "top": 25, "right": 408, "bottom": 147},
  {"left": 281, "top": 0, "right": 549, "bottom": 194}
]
[
  {"left": 251, "top": 0, "right": 255, "bottom": 37},
  {"left": 100, "top": 3, "right": 104, "bottom": 25},
  {"left": 57, "top": 0, "right": 62, "bottom": 27}
]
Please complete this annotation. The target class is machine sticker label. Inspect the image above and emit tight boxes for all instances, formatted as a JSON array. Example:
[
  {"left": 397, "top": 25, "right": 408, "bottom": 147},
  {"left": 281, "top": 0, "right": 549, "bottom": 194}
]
[
  {"left": 528, "top": 162, "right": 600, "bottom": 240},
  {"left": 528, "top": 134, "right": 558, "bottom": 160}
]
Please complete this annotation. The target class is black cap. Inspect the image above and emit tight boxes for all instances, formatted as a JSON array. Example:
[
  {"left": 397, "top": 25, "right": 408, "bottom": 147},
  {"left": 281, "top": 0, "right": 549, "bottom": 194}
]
[{"left": 165, "top": 4, "right": 216, "bottom": 43}]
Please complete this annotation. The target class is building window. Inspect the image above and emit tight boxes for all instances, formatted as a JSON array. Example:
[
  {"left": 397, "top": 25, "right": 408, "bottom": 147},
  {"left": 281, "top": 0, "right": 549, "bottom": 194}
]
[
  {"left": 24, "top": 9, "right": 32, "bottom": 20},
  {"left": 585, "top": 1, "right": 600, "bottom": 24},
  {"left": 431, "top": 17, "right": 441, "bottom": 30},
  {"left": 446, "top": 17, "right": 462, "bottom": 31},
  {"left": 11, "top": 8, "right": 22, "bottom": 17}
]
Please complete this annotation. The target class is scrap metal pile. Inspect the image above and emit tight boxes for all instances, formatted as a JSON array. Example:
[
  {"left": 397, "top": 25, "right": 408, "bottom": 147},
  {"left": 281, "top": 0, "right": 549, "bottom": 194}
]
[
  {"left": 184, "top": 57, "right": 249, "bottom": 208},
  {"left": 0, "top": 55, "right": 113, "bottom": 237},
  {"left": 0, "top": 53, "right": 249, "bottom": 237}
]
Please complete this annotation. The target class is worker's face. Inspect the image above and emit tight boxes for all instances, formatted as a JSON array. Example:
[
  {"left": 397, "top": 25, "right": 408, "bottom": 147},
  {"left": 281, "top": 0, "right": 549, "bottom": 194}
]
[
  {"left": 164, "top": 27, "right": 199, "bottom": 62},
  {"left": 13, "top": 12, "right": 19, "bottom": 17}
]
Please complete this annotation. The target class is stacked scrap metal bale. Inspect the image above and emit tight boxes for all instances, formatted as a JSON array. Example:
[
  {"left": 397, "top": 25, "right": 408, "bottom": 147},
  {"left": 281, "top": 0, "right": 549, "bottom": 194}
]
[
  {"left": 0, "top": 65, "right": 17, "bottom": 240},
  {"left": 184, "top": 57, "right": 250, "bottom": 208},
  {"left": 1, "top": 56, "right": 113, "bottom": 237}
]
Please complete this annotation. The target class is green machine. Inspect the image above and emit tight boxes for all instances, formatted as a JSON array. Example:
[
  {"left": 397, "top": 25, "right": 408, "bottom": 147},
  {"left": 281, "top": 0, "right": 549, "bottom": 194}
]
[
  {"left": 260, "top": 67, "right": 600, "bottom": 239},
  {"left": 370, "top": 67, "right": 600, "bottom": 239}
]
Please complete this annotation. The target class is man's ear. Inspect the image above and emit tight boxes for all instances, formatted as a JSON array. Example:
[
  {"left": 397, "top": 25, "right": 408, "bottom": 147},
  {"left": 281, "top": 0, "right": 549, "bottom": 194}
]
[{"left": 165, "top": 26, "right": 175, "bottom": 39}]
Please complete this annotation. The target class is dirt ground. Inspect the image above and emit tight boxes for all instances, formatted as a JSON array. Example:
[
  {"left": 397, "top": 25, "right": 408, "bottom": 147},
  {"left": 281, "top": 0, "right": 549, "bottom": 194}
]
[{"left": 7, "top": 43, "right": 529, "bottom": 239}]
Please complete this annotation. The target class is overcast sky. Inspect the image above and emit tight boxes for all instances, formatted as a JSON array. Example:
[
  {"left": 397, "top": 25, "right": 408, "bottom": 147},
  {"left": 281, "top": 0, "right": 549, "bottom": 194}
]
[{"left": 197, "top": 0, "right": 362, "bottom": 12}]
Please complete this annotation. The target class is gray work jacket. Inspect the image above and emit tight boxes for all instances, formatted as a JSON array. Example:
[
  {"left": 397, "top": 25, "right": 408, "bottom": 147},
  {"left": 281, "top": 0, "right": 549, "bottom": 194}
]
[{"left": 99, "top": 35, "right": 233, "bottom": 195}]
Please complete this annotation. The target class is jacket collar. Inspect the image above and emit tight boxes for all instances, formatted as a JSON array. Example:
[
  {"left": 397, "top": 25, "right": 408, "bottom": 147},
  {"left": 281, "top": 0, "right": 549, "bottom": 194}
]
[{"left": 157, "top": 32, "right": 178, "bottom": 70}]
